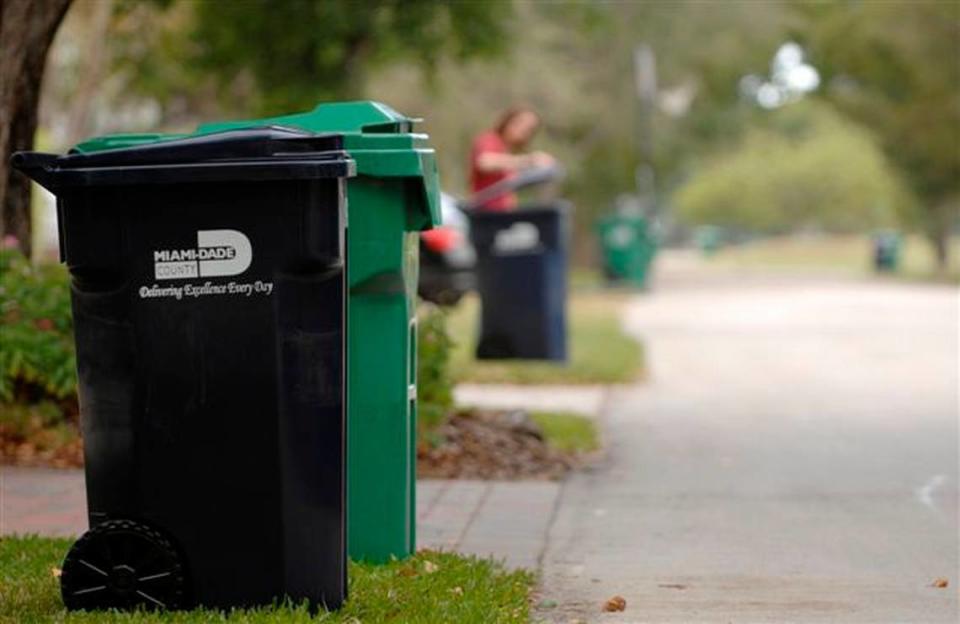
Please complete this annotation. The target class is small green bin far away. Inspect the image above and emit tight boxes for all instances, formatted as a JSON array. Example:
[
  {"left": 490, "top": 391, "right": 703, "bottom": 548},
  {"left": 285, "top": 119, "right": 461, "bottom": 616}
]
[
  {"left": 75, "top": 101, "right": 441, "bottom": 563},
  {"left": 596, "top": 213, "right": 657, "bottom": 288}
]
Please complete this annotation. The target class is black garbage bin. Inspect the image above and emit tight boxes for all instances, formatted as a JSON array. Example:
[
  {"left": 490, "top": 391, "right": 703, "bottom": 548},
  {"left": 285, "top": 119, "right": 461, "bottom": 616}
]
[
  {"left": 12, "top": 128, "right": 354, "bottom": 612},
  {"left": 468, "top": 203, "right": 569, "bottom": 361}
]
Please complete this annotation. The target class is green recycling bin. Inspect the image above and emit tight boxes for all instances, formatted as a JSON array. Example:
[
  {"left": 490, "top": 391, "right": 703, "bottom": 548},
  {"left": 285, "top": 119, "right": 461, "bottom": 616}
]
[
  {"left": 872, "top": 230, "right": 901, "bottom": 272},
  {"left": 695, "top": 225, "right": 723, "bottom": 257},
  {"left": 596, "top": 213, "right": 657, "bottom": 288},
  {"left": 74, "top": 101, "right": 441, "bottom": 564}
]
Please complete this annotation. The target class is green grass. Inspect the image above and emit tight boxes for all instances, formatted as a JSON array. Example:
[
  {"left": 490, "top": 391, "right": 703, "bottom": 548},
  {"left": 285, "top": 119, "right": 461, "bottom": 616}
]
[
  {"left": 0, "top": 536, "right": 534, "bottom": 623},
  {"left": 531, "top": 412, "right": 599, "bottom": 454},
  {"left": 447, "top": 293, "right": 643, "bottom": 385},
  {"left": 708, "top": 234, "right": 960, "bottom": 283}
]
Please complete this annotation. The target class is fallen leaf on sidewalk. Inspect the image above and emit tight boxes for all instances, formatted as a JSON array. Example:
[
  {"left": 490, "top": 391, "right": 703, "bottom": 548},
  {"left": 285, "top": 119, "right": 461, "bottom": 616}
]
[
  {"left": 602, "top": 595, "right": 626, "bottom": 612},
  {"left": 658, "top": 583, "right": 688, "bottom": 590},
  {"left": 50, "top": 567, "right": 62, "bottom": 578},
  {"left": 931, "top": 578, "right": 949, "bottom": 588}
]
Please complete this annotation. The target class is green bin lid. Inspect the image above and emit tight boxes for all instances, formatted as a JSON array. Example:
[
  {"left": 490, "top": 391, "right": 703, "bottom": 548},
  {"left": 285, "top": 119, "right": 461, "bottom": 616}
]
[
  {"left": 73, "top": 101, "right": 440, "bottom": 230},
  {"left": 197, "top": 101, "right": 439, "bottom": 230}
]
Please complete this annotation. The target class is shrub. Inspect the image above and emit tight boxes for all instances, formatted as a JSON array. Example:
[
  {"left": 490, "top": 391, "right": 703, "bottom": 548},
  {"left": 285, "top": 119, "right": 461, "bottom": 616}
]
[
  {"left": 417, "top": 303, "right": 455, "bottom": 431},
  {"left": 674, "top": 102, "right": 915, "bottom": 233},
  {"left": 0, "top": 249, "right": 77, "bottom": 414}
]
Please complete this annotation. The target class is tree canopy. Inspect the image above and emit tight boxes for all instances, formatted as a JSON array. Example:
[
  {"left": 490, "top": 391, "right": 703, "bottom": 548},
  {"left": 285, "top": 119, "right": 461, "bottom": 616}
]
[
  {"left": 796, "top": 0, "right": 960, "bottom": 262},
  {"left": 123, "top": 0, "right": 513, "bottom": 115},
  {"left": 11, "top": 0, "right": 960, "bottom": 269},
  {"left": 675, "top": 102, "right": 912, "bottom": 234}
]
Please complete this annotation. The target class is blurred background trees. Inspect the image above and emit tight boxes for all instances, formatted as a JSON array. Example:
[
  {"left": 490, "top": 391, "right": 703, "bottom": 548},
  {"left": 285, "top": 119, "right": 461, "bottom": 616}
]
[
  {"left": 0, "top": 0, "right": 72, "bottom": 257},
  {"left": 797, "top": 0, "right": 960, "bottom": 268},
  {"left": 5, "top": 0, "right": 959, "bottom": 272},
  {"left": 674, "top": 102, "right": 912, "bottom": 234}
]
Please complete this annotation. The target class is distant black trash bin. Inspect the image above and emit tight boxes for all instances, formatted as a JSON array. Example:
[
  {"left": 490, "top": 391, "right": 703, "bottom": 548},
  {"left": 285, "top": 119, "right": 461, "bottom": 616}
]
[
  {"left": 12, "top": 128, "right": 355, "bottom": 612},
  {"left": 468, "top": 203, "right": 570, "bottom": 361}
]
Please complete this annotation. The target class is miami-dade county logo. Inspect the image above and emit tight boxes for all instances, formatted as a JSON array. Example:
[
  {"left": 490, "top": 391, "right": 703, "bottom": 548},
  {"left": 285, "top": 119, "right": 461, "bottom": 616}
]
[{"left": 153, "top": 229, "right": 252, "bottom": 280}]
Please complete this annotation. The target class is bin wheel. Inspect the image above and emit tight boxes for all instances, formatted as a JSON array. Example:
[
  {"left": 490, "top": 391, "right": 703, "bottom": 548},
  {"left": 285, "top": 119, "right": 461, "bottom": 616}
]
[{"left": 61, "top": 518, "right": 187, "bottom": 611}]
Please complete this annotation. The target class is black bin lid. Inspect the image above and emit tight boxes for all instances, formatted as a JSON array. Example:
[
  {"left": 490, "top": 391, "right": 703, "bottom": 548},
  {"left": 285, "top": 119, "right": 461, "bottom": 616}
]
[{"left": 11, "top": 127, "right": 355, "bottom": 191}]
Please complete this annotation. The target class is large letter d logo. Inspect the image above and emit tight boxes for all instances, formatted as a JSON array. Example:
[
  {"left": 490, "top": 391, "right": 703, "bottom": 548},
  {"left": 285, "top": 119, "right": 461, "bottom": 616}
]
[{"left": 197, "top": 229, "right": 252, "bottom": 278}]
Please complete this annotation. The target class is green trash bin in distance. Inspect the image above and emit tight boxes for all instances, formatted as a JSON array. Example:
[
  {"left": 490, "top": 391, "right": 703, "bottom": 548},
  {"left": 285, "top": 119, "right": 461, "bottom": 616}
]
[
  {"left": 872, "top": 230, "right": 901, "bottom": 272},
  {"left": 695, "top": 225, "right": 723, "bottom": 257},
  {"left": 596, "top": 214, "right": 657, "bottom": 288},
  {"left": 74, "top": 101, "right": 441, "bottom": 564}
]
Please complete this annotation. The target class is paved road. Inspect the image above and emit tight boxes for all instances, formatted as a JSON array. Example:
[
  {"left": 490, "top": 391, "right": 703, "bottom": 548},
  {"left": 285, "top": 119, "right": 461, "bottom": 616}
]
[{"left": 540, "top": 255, "right": 959, "bottom": 622}]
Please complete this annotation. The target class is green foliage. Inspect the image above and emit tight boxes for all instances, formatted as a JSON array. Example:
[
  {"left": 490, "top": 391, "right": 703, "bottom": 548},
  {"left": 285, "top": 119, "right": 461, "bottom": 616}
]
[
  {"left": 530, "top": 411, "right": 599, "bottom": 454},
  {"left": 0, "top": 400, "right": 66, "bottom": 437},
  {"left": 130, "top": 0, "right": 513, "bottom": 115},
  {"left": 0, "top": 249, "right": 76, "bottom": 405},
  {"left": 417, "top": 303, "right": 455, "bottom": 430},
  {"left": 796, "top": 1, "right": 960, "bottom": 256},
  {"left": 0, "top": 537, "right": 535, "bottom": 623},
  {"left": 674, "top": 102, "right": 913, "bottom": 233}
]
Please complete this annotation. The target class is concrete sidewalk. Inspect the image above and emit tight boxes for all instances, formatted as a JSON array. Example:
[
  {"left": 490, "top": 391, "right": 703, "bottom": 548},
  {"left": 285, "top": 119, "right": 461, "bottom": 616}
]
[
  {"left": 418, "top": 479, "right": 560, "bottom": 570},
  {"left": 537, "top": 258, "right": 959, "bottom": 622},
  {"left": 454, "top": 383, "right": 606, "bottom": 418},
  {"left": 0, "top": 467, "right": 86, "bottom": 538},
  {"left": 0, "top": 467, "right": 560, "bottom": 572}
]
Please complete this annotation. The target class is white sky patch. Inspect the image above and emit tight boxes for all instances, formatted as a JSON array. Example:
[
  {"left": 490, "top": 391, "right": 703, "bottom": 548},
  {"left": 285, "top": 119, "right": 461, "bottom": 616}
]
[{"left": 745, "top": 41, "right": 821, "bottom": 109}]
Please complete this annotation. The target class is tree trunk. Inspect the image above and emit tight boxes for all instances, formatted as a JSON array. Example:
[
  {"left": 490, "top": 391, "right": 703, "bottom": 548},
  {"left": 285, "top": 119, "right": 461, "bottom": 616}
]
[
  {"left": 927, "top": 202, "right": 954, "bottom": 275},
  {"left": 0, "top": 0, "right": 73, "bottom": 258}
]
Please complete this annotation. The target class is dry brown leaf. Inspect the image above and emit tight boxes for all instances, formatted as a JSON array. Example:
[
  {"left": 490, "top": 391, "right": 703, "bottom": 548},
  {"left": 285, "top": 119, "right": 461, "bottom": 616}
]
[
  {"left": 423, "top": 560, "right": 439, "bottom": 574},
  {"left": 450, "top": 586, "right": 464, "bottom": 596},
  {"left": 931, "top": 578, "right": 949, "bottom": 588},
  {"left": 51, "top": 567, "right": 62, "bottom": 578},
  {"left": 602, "top": 595, "right": 626, "bottom": 612}
]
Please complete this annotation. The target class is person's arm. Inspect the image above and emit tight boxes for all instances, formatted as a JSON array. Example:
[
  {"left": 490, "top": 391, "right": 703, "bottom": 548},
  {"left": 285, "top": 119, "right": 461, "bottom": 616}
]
[{"left": 475, "top": 150, "right": 555, "bottom": 173}]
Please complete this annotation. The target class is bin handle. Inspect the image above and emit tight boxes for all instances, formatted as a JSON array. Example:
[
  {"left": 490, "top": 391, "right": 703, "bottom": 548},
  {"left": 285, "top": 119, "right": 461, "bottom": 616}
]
[
  {"left": 10, "top": 152, "right": 61, "bottom": 191},
  {"left": 459, "top": 164, "right": 566, "bottom": 213}
]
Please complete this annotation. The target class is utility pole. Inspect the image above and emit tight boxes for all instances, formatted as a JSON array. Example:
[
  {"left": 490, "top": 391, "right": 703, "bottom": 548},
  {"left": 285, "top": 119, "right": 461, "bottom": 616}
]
[{"left": 633, "top": 44, "right": 657, "bottom": 214}]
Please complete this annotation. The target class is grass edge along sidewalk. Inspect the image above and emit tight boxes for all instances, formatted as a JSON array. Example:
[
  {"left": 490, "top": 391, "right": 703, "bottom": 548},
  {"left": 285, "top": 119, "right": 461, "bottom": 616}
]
[
  {"left": 447, "top": 292, "right": 643, "bottom": 385},
  {"left": 0, "top": 536, "right": 535, "bottom": 623}
]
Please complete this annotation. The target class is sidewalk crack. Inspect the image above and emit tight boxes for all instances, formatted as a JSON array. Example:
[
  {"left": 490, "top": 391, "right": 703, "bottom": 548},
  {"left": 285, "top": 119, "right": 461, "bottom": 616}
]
[{"left": 454, "top": 482, "right": 493, "bottom": 549}]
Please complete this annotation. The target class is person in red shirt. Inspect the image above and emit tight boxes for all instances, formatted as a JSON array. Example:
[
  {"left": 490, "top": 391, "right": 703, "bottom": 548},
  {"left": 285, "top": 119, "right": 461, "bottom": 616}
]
[{"left": 469, "top": 106, "right": 555, "bottom": 211}]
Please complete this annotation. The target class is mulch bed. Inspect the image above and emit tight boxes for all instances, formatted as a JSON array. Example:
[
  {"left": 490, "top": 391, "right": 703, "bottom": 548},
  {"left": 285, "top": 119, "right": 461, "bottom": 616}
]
[
  {"left": 0, "top": 427, "right": 83, "bottom": 469},
  {"left": 2, "top": 408, "right": 585, "bottom": 480},
  {"left": 417, "top": 409, "right": 577, "bottom": 481},
  {"left": 1, "top": 397, "right": 83, "bottom": 469}
]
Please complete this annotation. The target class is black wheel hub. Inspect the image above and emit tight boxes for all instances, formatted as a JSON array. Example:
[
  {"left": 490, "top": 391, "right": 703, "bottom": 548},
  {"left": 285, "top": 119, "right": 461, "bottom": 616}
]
[{"left": 60, "top": 519, "right": 187, "bottom": 611}]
